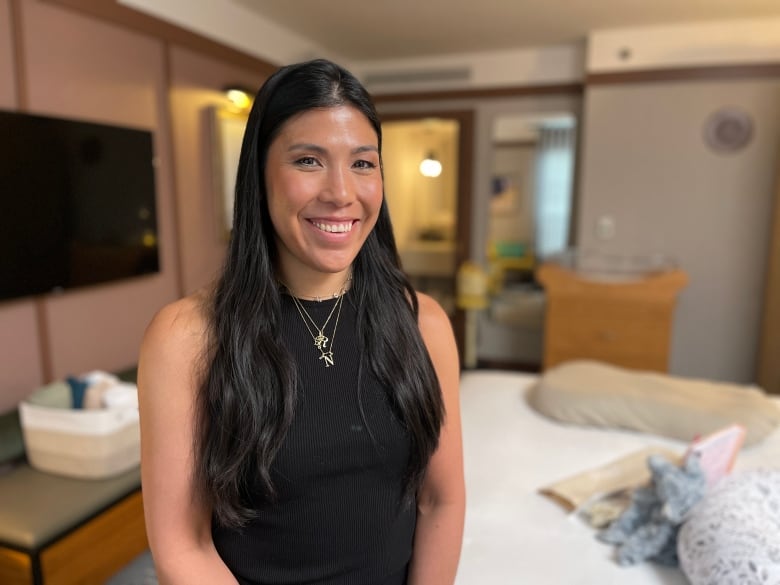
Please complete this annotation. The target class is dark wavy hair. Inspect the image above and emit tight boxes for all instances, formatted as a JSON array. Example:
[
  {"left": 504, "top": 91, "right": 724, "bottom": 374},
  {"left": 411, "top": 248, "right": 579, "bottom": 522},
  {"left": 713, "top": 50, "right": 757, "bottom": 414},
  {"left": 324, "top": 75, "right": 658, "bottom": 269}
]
[{"left": 195, "top": 59, "right": 445, "bottom": 528}]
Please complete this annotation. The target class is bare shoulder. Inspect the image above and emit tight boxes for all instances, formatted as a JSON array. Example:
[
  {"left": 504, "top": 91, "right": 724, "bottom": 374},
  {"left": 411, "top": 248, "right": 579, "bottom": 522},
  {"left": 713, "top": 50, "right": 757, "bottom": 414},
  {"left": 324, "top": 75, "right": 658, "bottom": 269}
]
[
  {"left": 143, "top": 294, "right": 207, "bottom": 352},
  {"left": 415, "top": 292, "right": 452, "bottom": 333},
  {"left": 139, "top": 292, "right": 210, "bottom": 389},
  {"left": 415, "top": 292, "right": 458, "bottom": 369}
]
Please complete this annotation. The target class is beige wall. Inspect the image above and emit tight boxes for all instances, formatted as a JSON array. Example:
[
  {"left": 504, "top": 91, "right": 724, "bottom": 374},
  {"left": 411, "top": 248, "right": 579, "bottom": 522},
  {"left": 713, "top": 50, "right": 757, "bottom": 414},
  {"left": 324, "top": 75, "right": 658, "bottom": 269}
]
[
  {"left": 168, "top": 46, "right": 265, "bottom": 294},
  {"left": 576, "top": 79, "right": 780, "bottom": 384},
  {"left": 0, "top": 0, "right": 268, "bottom": 411}
]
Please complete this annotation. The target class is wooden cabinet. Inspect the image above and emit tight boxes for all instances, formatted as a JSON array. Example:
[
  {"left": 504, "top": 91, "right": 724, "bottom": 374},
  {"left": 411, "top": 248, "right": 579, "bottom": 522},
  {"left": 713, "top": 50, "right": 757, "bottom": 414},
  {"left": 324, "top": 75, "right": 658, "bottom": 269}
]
[{"left": 536, "top": 263, "right": 687, "bottom": 372}]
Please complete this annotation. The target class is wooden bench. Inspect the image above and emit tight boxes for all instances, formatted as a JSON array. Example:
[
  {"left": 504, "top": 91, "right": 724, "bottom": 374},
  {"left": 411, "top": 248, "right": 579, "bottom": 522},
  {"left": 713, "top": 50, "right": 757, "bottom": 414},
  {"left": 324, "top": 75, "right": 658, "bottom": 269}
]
[{"left": 0, "top": 370, "right": 148, "bottom": 585}]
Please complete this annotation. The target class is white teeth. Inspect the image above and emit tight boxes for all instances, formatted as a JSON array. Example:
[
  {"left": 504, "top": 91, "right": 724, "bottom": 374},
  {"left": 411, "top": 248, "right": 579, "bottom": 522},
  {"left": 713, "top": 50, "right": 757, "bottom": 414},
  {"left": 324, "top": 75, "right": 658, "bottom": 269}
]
[{"left": 312, "top": 221, "right": 353, "bottom": 233}]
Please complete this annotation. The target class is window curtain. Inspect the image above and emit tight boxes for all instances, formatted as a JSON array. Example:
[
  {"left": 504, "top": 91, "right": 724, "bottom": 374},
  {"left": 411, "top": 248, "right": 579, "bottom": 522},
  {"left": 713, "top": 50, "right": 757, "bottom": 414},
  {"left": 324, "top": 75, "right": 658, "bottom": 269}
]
[{"left": 533, "top": 126, "right": 575, "bottom": 259}]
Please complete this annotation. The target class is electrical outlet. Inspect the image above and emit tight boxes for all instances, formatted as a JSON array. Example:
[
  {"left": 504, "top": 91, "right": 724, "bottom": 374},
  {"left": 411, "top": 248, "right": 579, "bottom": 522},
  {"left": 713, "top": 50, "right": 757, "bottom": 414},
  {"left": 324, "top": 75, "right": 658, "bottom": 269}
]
[{"left": 595, "top": 215, "right": 616, "bottom": 240}]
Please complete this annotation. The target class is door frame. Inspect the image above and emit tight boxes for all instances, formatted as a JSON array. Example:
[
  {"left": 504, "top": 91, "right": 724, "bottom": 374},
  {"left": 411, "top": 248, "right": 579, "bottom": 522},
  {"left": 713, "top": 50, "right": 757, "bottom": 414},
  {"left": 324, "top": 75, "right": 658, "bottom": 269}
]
[{"left": 379, "top": 110, "right": 475, "bottom": 363}]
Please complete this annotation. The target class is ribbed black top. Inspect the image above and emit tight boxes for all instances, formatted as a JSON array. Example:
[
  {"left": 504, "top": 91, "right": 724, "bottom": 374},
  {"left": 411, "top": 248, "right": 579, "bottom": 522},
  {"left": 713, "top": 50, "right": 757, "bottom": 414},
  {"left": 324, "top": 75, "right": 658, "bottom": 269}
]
[{"left": 212, "top": 292, "right": 415, "bottom": 585}]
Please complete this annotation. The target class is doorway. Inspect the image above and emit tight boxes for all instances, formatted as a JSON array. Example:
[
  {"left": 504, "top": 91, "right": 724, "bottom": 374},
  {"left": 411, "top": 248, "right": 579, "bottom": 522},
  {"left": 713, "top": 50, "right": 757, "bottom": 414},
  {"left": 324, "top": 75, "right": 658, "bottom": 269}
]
[
  {"left": 477, "top": 112, "right": 577, "bottom": 370},
  {"left": 380, "top": 111, "right": 474, "bottom": 358}
]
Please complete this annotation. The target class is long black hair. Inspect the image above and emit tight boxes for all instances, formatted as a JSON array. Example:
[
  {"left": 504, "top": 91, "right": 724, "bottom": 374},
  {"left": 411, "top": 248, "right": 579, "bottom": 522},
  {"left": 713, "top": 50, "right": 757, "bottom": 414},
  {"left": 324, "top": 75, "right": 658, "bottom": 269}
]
[{"left": 196, "top": 59, "right": 445, "bottom": 528}]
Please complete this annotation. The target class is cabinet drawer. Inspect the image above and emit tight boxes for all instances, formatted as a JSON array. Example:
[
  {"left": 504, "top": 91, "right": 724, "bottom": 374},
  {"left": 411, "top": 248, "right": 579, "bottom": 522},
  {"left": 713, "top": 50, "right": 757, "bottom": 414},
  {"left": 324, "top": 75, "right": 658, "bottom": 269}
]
[{"left": 544, "top": 298, "right": 675, "bottom": 371}]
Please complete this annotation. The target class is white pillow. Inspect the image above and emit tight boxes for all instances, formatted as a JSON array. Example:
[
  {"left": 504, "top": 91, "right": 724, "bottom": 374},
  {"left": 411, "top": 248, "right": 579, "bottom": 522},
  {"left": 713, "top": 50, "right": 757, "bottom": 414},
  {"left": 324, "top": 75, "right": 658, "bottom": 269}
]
[
  {"left": 678, "top": 470, "right": 780, "bottom": 584},
  {"left": 527, "top": 360, "right": 780, "bottom": 446}
]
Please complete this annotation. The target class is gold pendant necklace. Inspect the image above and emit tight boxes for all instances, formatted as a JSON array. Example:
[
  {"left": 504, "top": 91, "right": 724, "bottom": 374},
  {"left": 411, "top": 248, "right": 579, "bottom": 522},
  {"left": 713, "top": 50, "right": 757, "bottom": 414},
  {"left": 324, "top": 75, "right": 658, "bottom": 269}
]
[
  {"left": 280, "top": 274, "right": 352, "bottom": 368},
  {"left": 290, "top": 292, "right": 345, "bottom": 367}
]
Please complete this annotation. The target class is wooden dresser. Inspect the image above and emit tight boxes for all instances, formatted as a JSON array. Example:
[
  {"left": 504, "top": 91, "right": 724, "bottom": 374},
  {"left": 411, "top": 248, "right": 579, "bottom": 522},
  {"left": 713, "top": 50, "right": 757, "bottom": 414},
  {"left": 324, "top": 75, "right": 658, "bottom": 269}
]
[{"left": 536, "top": 262, "right": 688, "bottom": 372}]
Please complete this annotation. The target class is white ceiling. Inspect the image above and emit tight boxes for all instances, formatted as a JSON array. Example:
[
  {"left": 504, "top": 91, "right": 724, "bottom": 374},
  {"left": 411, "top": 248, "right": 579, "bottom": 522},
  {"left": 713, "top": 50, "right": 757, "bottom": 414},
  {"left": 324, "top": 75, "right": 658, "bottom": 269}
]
[{"left": 157, "top": 0, "right": 780, "bottom": 62}]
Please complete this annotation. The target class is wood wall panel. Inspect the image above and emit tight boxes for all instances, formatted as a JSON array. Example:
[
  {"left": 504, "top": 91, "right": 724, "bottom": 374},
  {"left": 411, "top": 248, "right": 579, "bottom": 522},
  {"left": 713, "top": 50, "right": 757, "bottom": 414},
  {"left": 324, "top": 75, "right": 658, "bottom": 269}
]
[
  {"left": 0, "top": 0, "right": 43, "bottom": 411},
  {"left": 0, "top": 0, "right": 15, "bottom": 106},
  {"left": 41, "top": 0, "right": 276, "bottom": 75},
  {"left": 0, "top": 0, "right": 268, "bottom": 395},
  {"left": 18, "top": 0, "right": 180, "bottom": 379},
  {"left": 0, "top": 303, "right": 43, "bottom": 412},
  {"left": 758, "top": 165, "right": 780, "bottom": 394}
]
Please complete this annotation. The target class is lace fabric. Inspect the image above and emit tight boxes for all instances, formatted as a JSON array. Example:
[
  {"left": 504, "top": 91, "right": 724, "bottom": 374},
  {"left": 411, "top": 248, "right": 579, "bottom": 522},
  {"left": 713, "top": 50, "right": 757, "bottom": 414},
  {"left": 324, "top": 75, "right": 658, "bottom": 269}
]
[{"left": 678, "top": 470, "right": 780, "bottom": 584}]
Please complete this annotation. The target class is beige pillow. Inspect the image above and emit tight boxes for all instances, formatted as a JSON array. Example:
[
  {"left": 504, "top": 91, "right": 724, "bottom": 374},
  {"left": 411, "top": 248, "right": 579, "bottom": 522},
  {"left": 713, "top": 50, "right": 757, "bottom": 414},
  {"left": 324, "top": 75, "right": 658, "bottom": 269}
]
[{"left": 527, "top": 360, "right": 780, "bottom": 446}]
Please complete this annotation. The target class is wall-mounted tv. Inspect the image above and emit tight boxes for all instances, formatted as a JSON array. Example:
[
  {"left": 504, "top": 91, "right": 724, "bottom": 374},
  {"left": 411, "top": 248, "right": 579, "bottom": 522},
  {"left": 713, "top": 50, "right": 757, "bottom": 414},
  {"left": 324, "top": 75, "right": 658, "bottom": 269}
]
[{"left": 0, "top": 109, "right": 160, "bottom": 303}]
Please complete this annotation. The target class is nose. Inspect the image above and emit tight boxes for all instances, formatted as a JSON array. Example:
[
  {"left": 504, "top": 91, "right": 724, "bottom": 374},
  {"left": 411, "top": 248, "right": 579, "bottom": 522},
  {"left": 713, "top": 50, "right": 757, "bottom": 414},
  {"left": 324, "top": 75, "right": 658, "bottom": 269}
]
[{"left": 319, "top": 166, "right": 355, "bottom": 207}]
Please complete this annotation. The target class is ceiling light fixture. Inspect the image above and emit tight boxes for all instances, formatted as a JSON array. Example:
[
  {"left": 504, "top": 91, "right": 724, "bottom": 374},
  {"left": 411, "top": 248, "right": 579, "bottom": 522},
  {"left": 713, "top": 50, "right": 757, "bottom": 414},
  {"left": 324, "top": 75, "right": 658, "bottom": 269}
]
[
  {"left": 223, "top": 84, "right": 254, "bottom": 110},
  {"left": 419, "top": 151, "right": 442, "bottom": 178}
]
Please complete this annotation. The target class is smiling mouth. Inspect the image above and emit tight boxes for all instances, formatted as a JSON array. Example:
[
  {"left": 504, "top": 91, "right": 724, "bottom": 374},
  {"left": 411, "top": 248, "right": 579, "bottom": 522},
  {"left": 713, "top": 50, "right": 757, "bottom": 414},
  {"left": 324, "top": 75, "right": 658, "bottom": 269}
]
[{"left": 310, "top": 220, "right": 354, "bottom": 233}]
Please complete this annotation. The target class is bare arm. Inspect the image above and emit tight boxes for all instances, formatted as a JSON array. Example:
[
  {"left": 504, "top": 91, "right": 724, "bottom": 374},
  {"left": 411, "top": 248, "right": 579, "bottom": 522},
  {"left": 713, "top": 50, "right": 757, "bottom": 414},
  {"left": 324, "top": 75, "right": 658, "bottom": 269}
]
[
  {"left": 407, "top": 293, "right": 466, "bottom": 585},
  {"left": 138, "top": 297, "right": 239, "bottom": 585}
]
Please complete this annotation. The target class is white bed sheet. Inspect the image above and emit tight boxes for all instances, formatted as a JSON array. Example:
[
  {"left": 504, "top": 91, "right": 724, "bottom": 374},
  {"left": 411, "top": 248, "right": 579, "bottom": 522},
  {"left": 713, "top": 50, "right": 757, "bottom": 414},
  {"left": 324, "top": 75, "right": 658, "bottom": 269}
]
[{"left": 455, "top": 370, "right": 780, "bottom": 585}]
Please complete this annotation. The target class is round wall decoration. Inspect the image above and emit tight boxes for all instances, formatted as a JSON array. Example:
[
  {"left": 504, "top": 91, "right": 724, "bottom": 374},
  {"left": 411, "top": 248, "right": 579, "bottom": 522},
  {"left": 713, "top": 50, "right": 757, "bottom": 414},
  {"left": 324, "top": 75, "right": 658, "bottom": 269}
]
[{"left": 703, "top": 107, "right": 754, "bottom": 153}]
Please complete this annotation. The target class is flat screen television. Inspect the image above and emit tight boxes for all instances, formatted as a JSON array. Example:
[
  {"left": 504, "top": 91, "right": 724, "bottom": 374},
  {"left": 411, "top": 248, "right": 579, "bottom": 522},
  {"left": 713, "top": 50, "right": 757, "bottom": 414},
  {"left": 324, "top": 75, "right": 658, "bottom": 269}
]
[{"left": 0, "top": 109, "right": 160, "bottom": 302}]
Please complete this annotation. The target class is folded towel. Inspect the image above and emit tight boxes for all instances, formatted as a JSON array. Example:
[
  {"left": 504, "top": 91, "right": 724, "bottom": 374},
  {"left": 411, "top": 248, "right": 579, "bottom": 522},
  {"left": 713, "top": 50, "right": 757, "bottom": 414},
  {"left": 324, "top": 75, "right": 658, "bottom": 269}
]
[
  {"left": 66, "top": 376, "right": 89, "bottom": 409},
  {"left": 539, "top": 445, "right": 682, "bottom": 513},
  {"left": 81, "top": 370, "right": 120, "bottom": 386},
  {"left": 25, "top": 381, "right": 73, "bottom": 409},
  {"left": 83, "top": 379, "right": 117, "bottom": 410},
  {"left": 101, "top": 382, "right": 138, "bottom": 410}
]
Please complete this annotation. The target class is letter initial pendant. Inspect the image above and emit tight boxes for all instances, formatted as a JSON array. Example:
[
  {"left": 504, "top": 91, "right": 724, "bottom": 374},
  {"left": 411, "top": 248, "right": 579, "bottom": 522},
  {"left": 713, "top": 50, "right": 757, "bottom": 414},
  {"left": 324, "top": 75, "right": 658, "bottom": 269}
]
[
  {"left": 314, "top": 333, "right": 334, "bottom": 367},
  {"left": 314, "top": 333, "right": 328, "bottom": 350}
]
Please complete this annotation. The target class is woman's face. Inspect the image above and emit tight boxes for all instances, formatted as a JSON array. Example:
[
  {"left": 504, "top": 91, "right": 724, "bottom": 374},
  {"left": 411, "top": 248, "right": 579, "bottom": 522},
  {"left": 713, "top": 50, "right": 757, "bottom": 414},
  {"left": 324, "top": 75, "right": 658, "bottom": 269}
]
[{"left": 265, "top": 105, "right": 383, "bottom": 284}]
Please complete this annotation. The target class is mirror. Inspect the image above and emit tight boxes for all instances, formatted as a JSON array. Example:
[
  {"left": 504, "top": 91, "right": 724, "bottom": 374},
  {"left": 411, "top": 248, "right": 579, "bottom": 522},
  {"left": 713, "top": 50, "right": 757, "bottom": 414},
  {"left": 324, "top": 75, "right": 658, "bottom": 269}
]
[{"left": 477, "top": 112, "right": 577, "bottom": 369}]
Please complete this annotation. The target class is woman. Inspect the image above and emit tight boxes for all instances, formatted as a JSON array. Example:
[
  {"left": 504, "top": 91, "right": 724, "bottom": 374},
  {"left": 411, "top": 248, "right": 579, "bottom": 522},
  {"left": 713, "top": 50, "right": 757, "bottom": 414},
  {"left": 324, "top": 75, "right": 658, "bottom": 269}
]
[{"left": 138, "top": 58, "right": 464, "bottom": 585}]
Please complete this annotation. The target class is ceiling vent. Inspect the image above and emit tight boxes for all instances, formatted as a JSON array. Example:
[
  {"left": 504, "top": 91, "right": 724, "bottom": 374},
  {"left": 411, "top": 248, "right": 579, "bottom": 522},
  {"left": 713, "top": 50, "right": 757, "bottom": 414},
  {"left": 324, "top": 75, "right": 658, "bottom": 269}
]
[{"left": 362, "top": 66, "right": 471, "bottom": 86}]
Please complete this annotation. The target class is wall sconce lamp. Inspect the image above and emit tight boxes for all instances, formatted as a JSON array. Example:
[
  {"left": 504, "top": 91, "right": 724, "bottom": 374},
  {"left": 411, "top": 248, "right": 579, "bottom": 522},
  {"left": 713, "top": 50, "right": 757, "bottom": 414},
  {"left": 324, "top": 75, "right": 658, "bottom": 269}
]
[
  {"left": 223, "top": 84, "right": 254, "bottom": 111},
  {"left": 419, "top": 151, "right": 442, "bottom": 178}
]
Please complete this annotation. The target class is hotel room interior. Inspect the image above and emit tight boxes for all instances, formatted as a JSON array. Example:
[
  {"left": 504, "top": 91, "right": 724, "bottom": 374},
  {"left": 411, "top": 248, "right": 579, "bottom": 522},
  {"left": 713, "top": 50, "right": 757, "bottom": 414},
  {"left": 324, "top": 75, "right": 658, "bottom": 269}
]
[{"left": 1, "top": 0, "right": 780, "bottom": 583}]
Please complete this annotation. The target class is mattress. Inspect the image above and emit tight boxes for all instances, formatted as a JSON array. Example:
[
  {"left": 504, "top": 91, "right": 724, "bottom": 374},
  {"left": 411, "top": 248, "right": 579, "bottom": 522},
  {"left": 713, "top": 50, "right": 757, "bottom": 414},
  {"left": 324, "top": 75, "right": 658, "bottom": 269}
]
[{"left": 455, "top": 370, "right": 780, "bottom": 585}]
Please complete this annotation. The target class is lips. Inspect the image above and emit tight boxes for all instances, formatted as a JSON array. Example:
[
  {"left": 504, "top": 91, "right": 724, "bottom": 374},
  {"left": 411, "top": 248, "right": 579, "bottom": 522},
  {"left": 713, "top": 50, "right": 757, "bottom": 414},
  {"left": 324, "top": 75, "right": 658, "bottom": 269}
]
[{"left": 309, "top": 219, "right": 355, "bottom": 233}]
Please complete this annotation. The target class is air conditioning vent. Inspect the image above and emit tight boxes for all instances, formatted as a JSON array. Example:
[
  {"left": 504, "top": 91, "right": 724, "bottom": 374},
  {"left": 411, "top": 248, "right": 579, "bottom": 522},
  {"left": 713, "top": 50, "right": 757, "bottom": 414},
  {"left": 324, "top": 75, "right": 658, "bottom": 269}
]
[{"left": 363, "top": 67, "right": 471, "bottom": 86}]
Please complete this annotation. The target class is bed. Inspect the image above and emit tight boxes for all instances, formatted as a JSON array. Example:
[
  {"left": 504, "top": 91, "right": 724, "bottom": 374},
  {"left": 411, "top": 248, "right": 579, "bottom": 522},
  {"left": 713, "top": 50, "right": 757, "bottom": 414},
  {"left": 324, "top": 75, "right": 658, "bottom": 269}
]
[{"left": 455, "top": 369, "right": 780, "bottom": 585}]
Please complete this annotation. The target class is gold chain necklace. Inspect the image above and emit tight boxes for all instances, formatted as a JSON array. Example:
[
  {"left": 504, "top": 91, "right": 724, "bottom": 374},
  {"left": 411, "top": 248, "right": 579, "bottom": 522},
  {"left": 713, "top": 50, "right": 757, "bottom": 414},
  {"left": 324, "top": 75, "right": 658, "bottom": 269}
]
[
  {"left": 282, "top": 275, "right": 352, "bottom": 368},
  {"left": 289, "top": 292, "right": 345, "bottom": 367}
]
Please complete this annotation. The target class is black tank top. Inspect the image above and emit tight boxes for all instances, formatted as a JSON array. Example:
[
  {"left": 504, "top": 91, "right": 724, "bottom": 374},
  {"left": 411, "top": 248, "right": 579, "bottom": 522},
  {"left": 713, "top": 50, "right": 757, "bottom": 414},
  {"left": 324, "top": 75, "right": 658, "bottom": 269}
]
[{"left": 212, "top": 292, "right": 415, "bottom": 585}]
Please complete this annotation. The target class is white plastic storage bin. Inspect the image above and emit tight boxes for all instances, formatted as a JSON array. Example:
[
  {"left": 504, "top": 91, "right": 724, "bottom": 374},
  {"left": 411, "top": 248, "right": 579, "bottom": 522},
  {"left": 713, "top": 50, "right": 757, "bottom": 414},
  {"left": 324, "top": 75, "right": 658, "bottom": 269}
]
[{"left": 19, "top": 400, "right": 140, "bottom": 479}]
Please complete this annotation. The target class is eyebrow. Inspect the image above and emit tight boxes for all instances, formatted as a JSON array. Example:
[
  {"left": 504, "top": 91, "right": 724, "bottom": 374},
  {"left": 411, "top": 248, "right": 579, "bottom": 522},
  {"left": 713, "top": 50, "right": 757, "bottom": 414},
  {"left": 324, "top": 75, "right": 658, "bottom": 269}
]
[{"left": 287, "top": 143, "right": 379, "bottom": 155}]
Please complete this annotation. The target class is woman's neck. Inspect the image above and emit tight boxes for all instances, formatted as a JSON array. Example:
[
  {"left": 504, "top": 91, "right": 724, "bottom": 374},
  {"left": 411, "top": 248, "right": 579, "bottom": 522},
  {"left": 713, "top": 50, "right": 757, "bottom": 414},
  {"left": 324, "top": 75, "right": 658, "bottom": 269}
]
[{"left": 278, "top": 269, "right": 353, "bottom": 301}]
